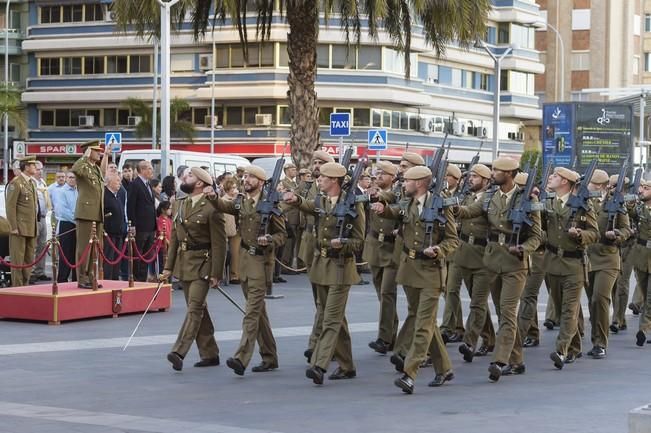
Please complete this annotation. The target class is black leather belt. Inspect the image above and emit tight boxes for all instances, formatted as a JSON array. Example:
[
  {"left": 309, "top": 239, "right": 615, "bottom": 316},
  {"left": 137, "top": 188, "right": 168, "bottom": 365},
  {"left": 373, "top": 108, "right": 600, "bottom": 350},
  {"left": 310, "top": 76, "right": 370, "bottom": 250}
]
[
  {"left": 638, "top": 238, "right": 651, "bottom": 248},
  {"left": 241, "top": 241, "right": 266, "bottom": 256},
  {"left": 315, "top": 247, "right": 353, "bottom": 258},
  {"left": 487, "top": 232, "right": 527, "bottom": 246},
  {"left": 370, "top": 230, "right": 396, "bottom": 243},
  {"left": 402, "top": 246, "right": 442, "bottom": 265},
  {"left": 459, "top": 232, "right": 488, "bottom": 247},
  {"left": 546, "top": 244, "right": 583, "bottom": 259},
  {"left": 180, "top": 241, "right": 210, "bottom": 251}
]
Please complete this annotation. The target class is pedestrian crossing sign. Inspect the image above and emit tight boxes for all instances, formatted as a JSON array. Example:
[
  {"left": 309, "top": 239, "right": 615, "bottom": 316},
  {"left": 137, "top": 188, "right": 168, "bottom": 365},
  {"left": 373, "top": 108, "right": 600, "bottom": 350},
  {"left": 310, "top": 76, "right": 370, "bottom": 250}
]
[
  {"left": 105, "top": 132, "right": 122, "bottom": 153},
  {"left": 368, "top": 129, "right": 388, "bottom": 150}
]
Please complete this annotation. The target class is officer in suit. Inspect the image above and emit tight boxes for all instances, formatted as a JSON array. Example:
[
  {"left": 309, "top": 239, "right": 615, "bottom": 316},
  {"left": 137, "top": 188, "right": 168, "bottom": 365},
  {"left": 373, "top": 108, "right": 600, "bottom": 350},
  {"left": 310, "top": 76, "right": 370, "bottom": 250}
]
[
  {"left": 162, "top": 167, "right": 227, "bottom": 371},
  {"left": 455, "top": 164, "right": 498, "bottom": 362},
  {"left": 103, "top": 173, "right": 127, "bottom": 280},
  {"left": 284, "top": 162, "right": 365, "bottom": 385},
  {"left": 364, "top": 161, "right": 400, "bottom": 354},
  {"left": 206, "top": 165, "right": 286, "bottom": 375},
  {"left": 543, "top": 167, "right": 599, "bottom": 369},
  {"left": 6, "top": 156, "right": 38, "bottom": 287},
  {"left": 280, "top": 162, "right": 300, "bottom": 271},
  {"left": 71, "top": 140, "right": 109, "bottom": 289},
  {"left": 456, "top": 157, "right": 542, "bottom": 382},
  {"left": 371, "top": 165, "right": 458, "bottom": 393}
]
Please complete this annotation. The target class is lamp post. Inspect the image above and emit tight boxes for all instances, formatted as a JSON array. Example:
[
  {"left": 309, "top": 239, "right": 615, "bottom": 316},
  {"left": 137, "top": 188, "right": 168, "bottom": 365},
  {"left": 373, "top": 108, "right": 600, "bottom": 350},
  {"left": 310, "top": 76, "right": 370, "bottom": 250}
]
[
  {"left": 152, "top": 39, "right": 158, "bottom": 149},
  {"left": 210, "top": 32, "right": 215, "bottom": 155},
  {"left": 476, "top": 39, "right": 512, "bottom": 159},
  {"left": 155, "top": 0, "right": 180, "bottom": 179},
  {"left": 526, "top": 19, "right": 565, "bottom": 101},
  {"left": 3, "top": 0, "right": 11, "bottom": 184}
]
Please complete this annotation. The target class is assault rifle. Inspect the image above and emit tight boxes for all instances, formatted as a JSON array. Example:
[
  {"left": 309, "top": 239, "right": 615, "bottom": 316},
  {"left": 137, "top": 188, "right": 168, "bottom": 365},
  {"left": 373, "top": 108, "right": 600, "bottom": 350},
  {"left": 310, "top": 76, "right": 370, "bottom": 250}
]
[
  {"left": 507, "top": 156, "right": 539, "bottom": 244},
  {"left": 537, "top": 159, "right": 555, "bottom": 202},
  {"left": 456, "top": 141, "right": 483, "bottom": 201},
  {"left": 603, "top": 158, "right": 629, "bottom": 232},
  {"left": 333, "top": 157, "right": 368, "bottom": 240},
  {"left": 339, "top": 146, "right": 354, "bottom": 173},
  {"left": 625, "top": 167, "right": 642, "bottom": 203},
  {"left": 255, "top": 157, "right": 284, "bottom": 237},
  {"left": 565, "top": 157, "right": 599, "bottom": 226},
  {"left": 421, "top": 153, "right": 451, "bottom": 247}
]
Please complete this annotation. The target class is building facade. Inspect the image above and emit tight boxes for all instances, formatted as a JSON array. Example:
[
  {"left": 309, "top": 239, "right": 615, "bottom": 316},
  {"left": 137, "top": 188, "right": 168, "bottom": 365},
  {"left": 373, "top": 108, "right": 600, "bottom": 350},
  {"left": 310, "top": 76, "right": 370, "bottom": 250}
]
[{"left": 21, "top": 0, "right": 544, "bottom": 176}]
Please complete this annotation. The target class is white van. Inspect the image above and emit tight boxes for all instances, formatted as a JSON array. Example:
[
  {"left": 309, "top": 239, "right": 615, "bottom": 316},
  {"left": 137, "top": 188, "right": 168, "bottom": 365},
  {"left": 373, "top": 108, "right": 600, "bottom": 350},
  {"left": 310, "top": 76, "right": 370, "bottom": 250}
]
[{"left": 117, "top": 150, "right": 250, "bottom": 179}]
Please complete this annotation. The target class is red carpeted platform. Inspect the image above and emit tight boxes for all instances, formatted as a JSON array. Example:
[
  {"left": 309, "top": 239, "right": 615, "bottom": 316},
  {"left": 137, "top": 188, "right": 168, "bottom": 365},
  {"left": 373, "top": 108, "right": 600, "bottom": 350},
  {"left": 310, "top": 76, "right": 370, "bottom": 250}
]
[{"left": 0, "top": 280, "right": 172, "bottom": 325}]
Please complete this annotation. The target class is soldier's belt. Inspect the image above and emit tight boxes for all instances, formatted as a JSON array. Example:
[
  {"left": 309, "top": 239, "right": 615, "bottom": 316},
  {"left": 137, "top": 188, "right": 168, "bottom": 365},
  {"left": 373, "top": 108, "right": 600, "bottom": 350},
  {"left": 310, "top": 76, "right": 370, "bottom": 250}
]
[
  {"left": 180, "top": 241, "right": 211, "bottom": 251},
  {"left": 545, "top": 244, "right": 583, "bottom": 259},
  {"left": 402, "top": 246, "right": 442, "bottom": 265},
  {"left": 315, "top": 247, "right": 353, "bottom": 259},
  {"left": 459, "top": 233, "right": 487, "bottom": 247},
  {"left": 637, "top": 238, "right": 651, "bottom": 248},
  {"left": 370, "top": 230, "right": 396, "bottom": 243},
  {"left": 487, "top": 232, "right": 527, "bottom": 246},
  {"left": 241, "top": 241, "right": 266, "bottom": 256}
]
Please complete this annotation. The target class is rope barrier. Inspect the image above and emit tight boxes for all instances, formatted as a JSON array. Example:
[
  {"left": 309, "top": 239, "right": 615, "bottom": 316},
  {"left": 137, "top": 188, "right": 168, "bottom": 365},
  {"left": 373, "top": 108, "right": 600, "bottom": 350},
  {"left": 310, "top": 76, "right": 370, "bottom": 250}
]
[
  {"left": 0, "top": 241, "right": 52, "bottom": 269},
  {"left": 132, "top": 239, "right": 162, "bottom": 264},
  {"left": 57, "top": 241, "right": 93, "bottom": 270},
  {"left": 95, "top": 241, "right": 128, "bottom": 266},
  {"left": 274, "top": 258, "right": 368, "bottom": 273}
]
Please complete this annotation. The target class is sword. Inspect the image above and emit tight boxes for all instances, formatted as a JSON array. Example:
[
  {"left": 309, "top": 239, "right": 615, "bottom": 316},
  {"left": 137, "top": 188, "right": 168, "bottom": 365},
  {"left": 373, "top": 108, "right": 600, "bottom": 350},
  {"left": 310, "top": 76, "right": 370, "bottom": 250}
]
[
  {"left": 215, "top": 284, "right": 246, "bottom": 315},
  {"left": 122, "top": 278, "right": 166, "bottom": 351}
]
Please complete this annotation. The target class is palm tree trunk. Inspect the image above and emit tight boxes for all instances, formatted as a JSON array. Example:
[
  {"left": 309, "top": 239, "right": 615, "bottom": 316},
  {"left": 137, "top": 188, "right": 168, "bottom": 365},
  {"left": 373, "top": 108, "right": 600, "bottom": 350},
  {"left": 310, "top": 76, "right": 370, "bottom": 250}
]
[{"left": 286, "top": 0, "right": 319, "bottom": 168}]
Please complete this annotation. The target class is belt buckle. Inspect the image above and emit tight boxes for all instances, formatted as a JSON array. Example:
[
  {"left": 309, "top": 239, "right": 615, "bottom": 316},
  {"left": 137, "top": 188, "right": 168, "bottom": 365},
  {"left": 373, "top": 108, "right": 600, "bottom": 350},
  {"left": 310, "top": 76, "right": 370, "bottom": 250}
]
[
  {"left": 408, "top": 249, "right": 416, "bottom": 259},
  {"left": 378, "top": 233, "right": 385, "bottom": 242},
  {"left": 646, "top": 240, "right": 651, "bottom": 249},
  {"left": 468, "top": 235, "right": 475, "bottom": 245},
  {"left": 181, "top": 242, "right": 187, "bottom": 251},
  {"left": 248, "top": 246, "right": 257, "bottom": 255},
  {"left": 498, "top": 233, "right": 506, "bottom": 245},
  {"left": 557, "top": 247, "right": 564, "bottom": 257},
  {"left": 320, "top": 247, "right": 328, "bottom": 258}
]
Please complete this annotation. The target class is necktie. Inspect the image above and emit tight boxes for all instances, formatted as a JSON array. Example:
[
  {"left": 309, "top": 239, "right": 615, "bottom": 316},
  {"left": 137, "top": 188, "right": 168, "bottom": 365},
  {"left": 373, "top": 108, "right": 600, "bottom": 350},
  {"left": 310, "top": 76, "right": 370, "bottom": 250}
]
[
  {"left": 500, "top": 193, "right": 508, "bottom": 209},
  {"left": 556, "top": 199, "right": 564, "bottom": 214}
]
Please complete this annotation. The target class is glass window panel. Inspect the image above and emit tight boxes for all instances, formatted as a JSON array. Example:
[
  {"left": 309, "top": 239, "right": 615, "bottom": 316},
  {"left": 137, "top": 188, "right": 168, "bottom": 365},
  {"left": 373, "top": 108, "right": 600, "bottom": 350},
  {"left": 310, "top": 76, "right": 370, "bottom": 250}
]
[
  {"left": 62, "top": 5, "right": 72, "bottom": 22},
  {"left": 41, "top": 110, "right": 54, "bottom": 126},
  {"left": 171, "top": 53, "right": 194, "bottom": 72},
  {"left": 358, "top": 46, "right": 381, "bottom": 70},
  {"left": 193, "top": 108, "right": 208, "bottom": 125},
  {"left": 215, "top": 108, "right": 224, "bottom": 126},
  {"left": 399, "top": 112, "right": 409, "bottom": 130},
  {"left": 215, "top": 46, "right": 229, "bottom": 68},
  {"left": 382, "top": 110, "right": 390, "bottom": 128},
  {"left": 117, "top": 109, "right": 130, "bottom": 125},
  {"left": 279, "top": 106, "right": 291, "bottom": 125},
  {"left": 55, "top": 109, "right": 70, "bottom": 127},
  {"left": 391, "top": 111, "right": 400, "bottom": 129},
  {"left": 260, "top": 106, "right": 276, "bottom": 124},
  {"left": 86, "top": 109, "right": 100, "bottom": 126},
  {"left": 372, "top": 109, "right": 381, "bottom": 127},
  {"left": 72, "top": 5, "right": 83, "bottom": 21},
  {"left": 317, "top": 45, "right": 329, "bottom": 68},
  {"left": 332, "top": 45, "right": 355, "bottom": 69},
  {"left": 104, "top": 109, "right": 116, "bottom": 126},
  {"left": 231, "top": 46, "right": 245, "bottom": 68},
  {"left": 646, "top": 14, "right": 651, "bottom": 32},
  {"left": 408, "top": 114, "right": 418, "bottom": 130},
  {"left": 246, "top": 45, "right": 260, "bottom": 67},
  {"left": 227, "top": 106, "right": 242, "bottom": 125},
  {"left": 51, "top": 5, "right": 60, "bottom": 22},
  {"left": 498, "top": 23, "right": 510, "bottom": 44},
  {"left": 244, "top": 107, "right": 258, "bottom": 124},
  {"left": 278, "top": 43, "right": 289, "bottom": 67},
  {"left": 353, "top": 108, "right": 370, "bottom": 126},
  {"left": 10, "top": 63, "right": 20, "bottom": 82},
  {"left": 319, "top": 107, "right": 333, "bottom": 126},
  {"left": 260, "top": 43, "right": 274, "bottom": 67},
  {"left": 63, "top": 57, "right": 82, "bottom": 75},
  {"left": 71, "top": 109, "right": 84, "bottom": 127}
]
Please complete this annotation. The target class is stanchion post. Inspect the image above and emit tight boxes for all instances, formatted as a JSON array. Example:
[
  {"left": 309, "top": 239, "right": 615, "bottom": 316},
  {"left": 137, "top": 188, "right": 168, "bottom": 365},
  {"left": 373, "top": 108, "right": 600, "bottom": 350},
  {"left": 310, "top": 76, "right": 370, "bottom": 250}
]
[
  {"left": 159, "top": 220, "right": 167, "bottom": 277},
  {"left": 98, "top": 232, "right": 104, "bottom": 281},
  {"left": 51, "top": 221, "right": 58, "bottom": 296},
  {"left": 90, "top": 222, "right": 98, "bottom": 291},
  {"left": 128, "top": 220, "right": 134, "bottom": 288}
]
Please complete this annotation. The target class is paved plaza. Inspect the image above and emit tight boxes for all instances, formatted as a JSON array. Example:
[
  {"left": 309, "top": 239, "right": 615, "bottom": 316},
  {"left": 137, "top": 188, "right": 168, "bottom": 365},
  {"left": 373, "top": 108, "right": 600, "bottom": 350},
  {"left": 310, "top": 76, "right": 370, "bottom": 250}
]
[{"left": 0, "top": 274, "right": 649, "bottom": 433}]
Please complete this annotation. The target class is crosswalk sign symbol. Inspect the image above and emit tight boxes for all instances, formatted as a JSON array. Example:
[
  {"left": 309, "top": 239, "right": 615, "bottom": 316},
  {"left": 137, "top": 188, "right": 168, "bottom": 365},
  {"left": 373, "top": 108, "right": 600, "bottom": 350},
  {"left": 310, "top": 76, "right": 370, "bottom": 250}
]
[
  {"left": 104, "top": 132, "right": 122, "bottom": 153},
  {"left": 367, "top": 129, "right": 388, "bottom": 150}
]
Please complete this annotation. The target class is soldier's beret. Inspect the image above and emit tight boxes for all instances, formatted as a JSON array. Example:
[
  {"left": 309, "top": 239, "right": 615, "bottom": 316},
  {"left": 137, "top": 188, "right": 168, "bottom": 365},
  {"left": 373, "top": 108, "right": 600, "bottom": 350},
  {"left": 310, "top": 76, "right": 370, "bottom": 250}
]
[
  {"left": 401, "top": 152, "right": 425, "bottom": 166},
  {"left": 492, "top": 157, "right": 519, "bottom": 171},
  {"left": 191, "top": 167, "right": 213, "bottom": 185},
  {"left": 298, "top": 168, "right": 310, "bottom": 175},
  {"left": 446, "top": 164, "right": 462, "bottom": 179},
  {"left": 470, "top": 163, "right": 491, "bottom": 179},
  {"left": 80, "top": 140, "right": 103, "bottom": 151},
  {"left": 591, "top": 169, "right": 609, "bottom": 185},
  {"left": 283, "top": 161, "right": 296, "bottom": 170},
  {"left": 514, "top": 172, "right": 528, "bottom": 186},
  {"left": 319, "top": 162, "right": 347, "bottom": 178},
  {"left": 641, "top": 179, "right": 651, "bottom": 187},
  {"left": 18, "top": 155, "right": 37, "bottom": 163},
  {"left": 609, "top": 174, "right": 630, "bottom": 187},
  {"left": 555, "top": 167, "right": 580, "bottom": 183},
  {"left": 376, "top": 160, "right": 398, "bottom": 176},
  {"left": 403, "top": 166, "right": 432, "bottom": 180},
  {"left": 245, "top": 165, "right": 268, "bottom": 181},
  {"left": 313, "top": 150, "right": 335, "bottom": 163}
]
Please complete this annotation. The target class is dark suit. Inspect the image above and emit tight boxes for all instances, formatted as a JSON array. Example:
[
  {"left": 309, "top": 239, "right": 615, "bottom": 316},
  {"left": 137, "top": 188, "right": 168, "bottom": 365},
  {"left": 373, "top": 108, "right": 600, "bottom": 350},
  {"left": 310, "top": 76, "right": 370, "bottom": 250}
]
[
  {"left": 104, "top": 186, "right": 127, "bottom": 280},
  {"left": 127, "top": 176, "right": 157, "bottom": 281}
]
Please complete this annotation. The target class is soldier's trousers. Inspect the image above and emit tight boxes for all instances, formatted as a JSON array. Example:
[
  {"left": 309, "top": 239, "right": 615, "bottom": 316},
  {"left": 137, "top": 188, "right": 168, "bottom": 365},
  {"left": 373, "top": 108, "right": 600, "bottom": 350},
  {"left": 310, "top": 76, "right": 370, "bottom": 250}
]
[
  {"left": 172, "top": 279, "right": 219, "bottom": 360},
  {"left": 281, "top": 224, "right": 298, "bottom": 265},
  {"left": 587, "top": 269, "right": 618, "bottom": 349},
  {"left": 491, "top": 270, "right": 526, "bottom": 366},
  {"left": 9, "top": 234, "right": 35, "bottom": 287},
  {"left": 612, "top": 245, "right": 634, "bottom": 326},
  {"left": 546, "top": 272, "right": 583, "bottom": 356},
  {"left": 234, "top": 278, "right": 278, "bottom": 367},
  {"left": 312, "top": 284, "right": 355, "bottom": 372},
  {"left": 370, "top": 264, "right": 399, "bottom": 345},
  {"left": 32, "top": 217, "right": 48, "bottom": 278},
  {"left": 457, "top": 264, "right": 496, "bottom": 350},
  {"left": 76, "top": 220, "right": 103, "bottom": 286},
  {"left": 402, "top": 284, "right": 451, "bottom": 379},
  {"left": 517, "top": 252, "right": 546, "bottom": 342},
  {"left": 441, "top": 262, "right": 465, "bottom": 336},
  {"left": 228, "top": 234, "right": 240, "bottom": 281},
  {"left": 635, "top": 269, "right": 651, "bottom": 334}
]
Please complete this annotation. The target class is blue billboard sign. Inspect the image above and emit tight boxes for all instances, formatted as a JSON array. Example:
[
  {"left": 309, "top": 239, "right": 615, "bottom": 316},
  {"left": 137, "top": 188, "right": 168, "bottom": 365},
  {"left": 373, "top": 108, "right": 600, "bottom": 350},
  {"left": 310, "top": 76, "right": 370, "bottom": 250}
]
[{"left": 542, "top": 104, "right": 574, "bottom": 168}]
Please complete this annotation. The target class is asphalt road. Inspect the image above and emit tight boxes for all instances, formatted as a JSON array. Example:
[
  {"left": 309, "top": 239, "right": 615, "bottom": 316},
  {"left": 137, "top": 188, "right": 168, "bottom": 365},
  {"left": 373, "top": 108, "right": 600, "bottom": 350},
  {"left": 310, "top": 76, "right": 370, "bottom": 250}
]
[{"left": 0, "top": 274, "right": 649, "bottom": 433}]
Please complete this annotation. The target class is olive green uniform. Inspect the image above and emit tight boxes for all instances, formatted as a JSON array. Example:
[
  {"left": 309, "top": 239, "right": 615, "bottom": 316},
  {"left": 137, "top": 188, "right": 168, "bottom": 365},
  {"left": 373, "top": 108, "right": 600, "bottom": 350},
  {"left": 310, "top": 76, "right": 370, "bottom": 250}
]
[
  {"left": 165, "top": 195, "right": 227, "bottom": 361},
  {"left": 517, "top": 247, "right": 547, "bottom": 342},
  {"left": 586, "top": 196, "right": 631, "bottom": 349},
  {"left": 613, "top": 241, "right": 636, "bottom": 327},
  {"left": 71, "top": 156, "right": 104, "bottom": 287},
  {"left": 458, "top": 186, "right": 542, "bottom": 367},
  {"left": 5, "top": 174, "right": 37, "bottom": 287},
  {"left": 382, "top": 194, "right": 458, "bottom": 380},
  {"left": 630, "top": 204, "right": 651, "bottom": 337},
  {"left": 441, "top": 188, "right": 464, "bottom": 338},
  {"left": 281, "top": 177, "right": 300, "bottom": 266},
  {"left": 210, "top": 193, "right": 286, "bottom": 368}
]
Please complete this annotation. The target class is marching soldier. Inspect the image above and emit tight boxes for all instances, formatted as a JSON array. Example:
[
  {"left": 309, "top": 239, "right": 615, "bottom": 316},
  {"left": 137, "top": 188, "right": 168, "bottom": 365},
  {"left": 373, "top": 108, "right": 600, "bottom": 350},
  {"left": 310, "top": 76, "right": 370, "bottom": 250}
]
[
  {"left": 281, "top": 162, "right": 300, "bottom": 272},
  {"left": 543, "top": 167, "right": 599, "bottom": 369},
  {"left": 162, "top": 167, "right": 226, "bottom": 371},
  {"left": 631, "top": 180, "right": 651, "bottom": 347},
  {"left": 283, "top": 162, "right": 364, "bottom": 385},
  {"left": 71, "top": 140, "right": 109, "bottom": 289},
  {"left": 364, "top": 161, "right": 400, "bottom": 354},
  {"left": 456, "top": 157, "right": 542, "bottom": 382},
  {"left": 371, "top": 165, "right": 458, "bottom": 393},
  {"left": 6, "top": 156, "right": 38, "bottom": 287},
  {"left": 206, "top": 165, "right": 286, "bottom": 375}
]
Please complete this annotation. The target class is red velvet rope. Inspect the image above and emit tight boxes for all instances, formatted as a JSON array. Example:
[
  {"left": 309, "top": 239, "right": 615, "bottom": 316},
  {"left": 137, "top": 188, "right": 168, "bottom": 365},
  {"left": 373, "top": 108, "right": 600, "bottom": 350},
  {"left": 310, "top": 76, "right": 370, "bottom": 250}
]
[
  {"left": 0, "top": 242, "right": 51, "bottom": 269},
  {"left": 56, "top": 241, "right": 93, "bottom": 270}
]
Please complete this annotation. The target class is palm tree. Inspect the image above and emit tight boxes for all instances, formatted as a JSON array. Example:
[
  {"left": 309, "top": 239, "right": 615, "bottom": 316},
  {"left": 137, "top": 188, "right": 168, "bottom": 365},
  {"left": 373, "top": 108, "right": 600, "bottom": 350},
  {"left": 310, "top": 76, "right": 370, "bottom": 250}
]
[
  {"left": 112, "top": 0, "right": 491, "bottom": 167},
  {"left": 0, "top": 86, "right": 25, "bottom": 137},
  {"left": 122, "top": 96, "right": 195, "bottom": 145}
]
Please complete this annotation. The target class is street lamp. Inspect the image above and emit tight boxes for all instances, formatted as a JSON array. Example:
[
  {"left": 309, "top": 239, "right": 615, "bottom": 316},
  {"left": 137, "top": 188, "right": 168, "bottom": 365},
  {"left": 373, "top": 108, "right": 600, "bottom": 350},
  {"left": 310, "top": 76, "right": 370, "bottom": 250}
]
[
  {"left": 476, "top": 39, "right": 513, "bottom": 159},
  {"left": 3, "top": 0, "right": 11, "bottom": 184},
  {"left": 210, "top": 31, "right": 215, "bottom": 155},
  {"left": 155, "top": 0, "right": 180, "bottom": 179},
  {"left": 152, "top": 39, "right": 158, "bottom": 150},
  {"left": 526, "top": 19, "right": 565, "bottom": 101}
]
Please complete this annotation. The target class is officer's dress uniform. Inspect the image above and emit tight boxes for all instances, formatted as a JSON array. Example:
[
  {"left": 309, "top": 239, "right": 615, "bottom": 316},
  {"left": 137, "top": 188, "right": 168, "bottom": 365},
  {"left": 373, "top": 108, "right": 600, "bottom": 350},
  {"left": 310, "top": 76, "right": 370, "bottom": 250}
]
[{"left": 6, "top": 167, "right": 38, "bottom": 286}]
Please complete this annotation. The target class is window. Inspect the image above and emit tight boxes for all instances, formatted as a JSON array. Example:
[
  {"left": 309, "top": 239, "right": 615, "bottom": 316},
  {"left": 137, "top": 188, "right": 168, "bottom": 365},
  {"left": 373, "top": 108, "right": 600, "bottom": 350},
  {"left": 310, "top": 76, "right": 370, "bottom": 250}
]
[
  {"left": 63, "top": 57, "right": 82, "bottom": 75},
  {"left": 85, "top": 4, "right": 104, "bottom": 22},
  {"left": 84, "top": 56, "right": 104, "bottom": 74},
  {"left": 451, "top": 68, "right": 462, "bottom": 87},
  {"left": 40, "top": 6, "right": 60, "bottom": 24},
  {"left": 645, "top": 53, "right": 651, "bottom": 72},
  {"left": 572, "top": 9, "right": 591, "bottom": 31},
  {"left": 634, "top": 55, "right": 640, "bottom": 76},
  {"left": 55, "top": 109, "right": 70, "bottom": 127},
  {"left": 418, "top": 62, "right": 438, "bottom": 83},
  {"left": 246, "top": 45, "right": 260, "bottom": 67},
  {"left": 399, "top": 112, "right": 409, "bottom": 130},
  {"left": 317, "top": 45, "right": 329, "bottom": 68},
  {"left": 646, "top": 14, "right": 651, "bottom": 32},
  {"left": 332, "top": 45, "right": 355, "bottom": 69},
  {"left": 382, "top": 110, "right": 390, "bottom": 128},
  {"left": 130, "top": 55, "right": 151, "bottom": 73},
  {"left": 372, "top": 109, "right": 381, "bottom": 127},
  {"left": 279, "top": 106, "right": 291, "bottom": 125},
  {"left": 384, "top": 48, "right": 416, "bottom": 76},
  {"left": 244, "top": 107, "right": 258, "bottom": 124},
  {"left": 497, "top": 23, "right": 510, "bottom": 44},
  {"left": 171, "top": 53, "right": 194, "bottom": 72},
  {"left": 193, "top": 108, "right": 208, "bottom": 125},
  {"left": 107, "top": 56, "right": 128, "bottom": 74},
  {"left": 9, "top": 63, "right": 20, "bottom": 82},
  {"left": 226, "top": 106, "right": 242, "bottom": 125},
  {"left": 41, "top": 110, "right": 54, "bottom": 127},
  {"left": 259, "top": 43, "right": 274, "bottom": 67},
  {"left": 319, "top": 107, "right": 333, "bottom": 126},
  {"left": 358, "top": 46, "right": 381, "bottom": 70},
  {"left": 231, "top": 47, "right": 245, "bottom": 68},
  {"left": 117, "top": 109, "right": 130, "bottom": 125},
  {"left": 571, "top": 52, "right": 590, "bottom": 71},
  {"left": 506, "top": 70, "right": 535, "bottom": 95},
  {"left": 71, "top": 109, "right": 84, "bottom": 127},
  {"left": 391, "top": 111, "right": 400, "bottom": 129},
  {"left": 278, "top": 43, "right": 289, "bottom": 67},
  {"left": 510, "top": 24, "right": 534, "bottom": 49},
  {"left": 104, "top": 109, "right": 116, "bottom": 126},
  {"left": 62, "top": 5, "right": 83, "bottom": 23},
  {"left": 353, "top": 108, "right": 370, "bottom": 126},
  {"left": 259, "top": 106, "right": 276, "bottom": 124},
  {"left": 408, "top": 114, "right": 418, "bottom": 130},
  {"left": 485, "top": 26, "right": 497, "bottom": 44},
  {"left": 177, "top": 108, "right": 192, "bottom": 122},
  {"left": 40, "top": 58, "right": 60, "bottom": 76},
  {"left": 216, "top": 46, "right": 229, "bottom": 68},
  {"left": 437, "top": 66, "right": 452, "bottom": 85},
  {"left": 86, "top": 109, "right": 100, "bottom": 125}
]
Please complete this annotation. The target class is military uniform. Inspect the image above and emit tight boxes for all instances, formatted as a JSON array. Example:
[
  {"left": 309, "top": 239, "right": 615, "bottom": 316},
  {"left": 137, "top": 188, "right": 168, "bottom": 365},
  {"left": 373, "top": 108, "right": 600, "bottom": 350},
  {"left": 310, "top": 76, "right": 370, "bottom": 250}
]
[
  {"left": 281, "top": 173, "right": 300, "bottom": 266},
  {"left": 6, "top": 161, "right": 38, "bottom": 287},
  {"left": 166, "top": 186, "right": 227, "bottom": 368},
  {"left": 630, "top": 197, "right": 651, "bottom": 346},
  {"left": 517, "top": 246, "right": 547, "bottom": 344}
]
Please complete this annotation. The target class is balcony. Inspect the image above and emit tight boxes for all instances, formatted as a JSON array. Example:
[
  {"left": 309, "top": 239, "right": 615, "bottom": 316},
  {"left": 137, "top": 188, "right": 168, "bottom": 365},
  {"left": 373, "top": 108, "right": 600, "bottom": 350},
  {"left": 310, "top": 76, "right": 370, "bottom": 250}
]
[{"left": 0, "top": 29, "right": 22, "bottom": 55}]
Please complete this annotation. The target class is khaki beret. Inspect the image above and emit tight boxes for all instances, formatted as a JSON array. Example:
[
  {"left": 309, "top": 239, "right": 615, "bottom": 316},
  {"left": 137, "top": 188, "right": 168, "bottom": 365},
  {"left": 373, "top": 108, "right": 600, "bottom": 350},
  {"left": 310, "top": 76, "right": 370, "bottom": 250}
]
[
  {"left": 641, "top": 179, "right": 651, "bottom": 187},
  {"left": 298, "top": 168, "right": 310, "bottom": 175},
  {"left": 403, "top": 166, "right": 433, "bottom": 180},
  {"left": 609, "top": 174, "right": 630, "bottom": 187},
  {"left": 591, "top": 169, "right": 609, "bottom": 185},
  {"left": 245, "top": 165, "right": 267, "bottom": 181},
  {"left": 376, "top": 160, "right": 398, "bottom": 176},
  {"left": 554, "top": 167, "right": 580, "bottom": 183},
  {"left": 492, "top": 157, "right": 519, "bottom": 171},
  {"left": 320, "top": 162, "right": 347, "bottom": 178},
  {"left": 18, "top": 155, "right": 37, "bottom": 163},
  {"left": 470, "top": 163, "right": 491, "bottom": 179},
  {"left": 283, "top": 162, "right": 296, "bottom": 170},
  {"left": 401, "top": 152, "right": 425, "bottom": 166},
  {"left": 190, "top": 167, "right": 213, "bottom": 185},
  {"left": 446, "top": 164, "right": 462, "bottom": 179},
  {"left": 514, "top": 172, "right": 528, "bottom": 186},
  {"left": 81, "top": 139, "right": 103, "bottom": 151},
  {"left": 313, "top": 150, "right": 335, "bottom": 163}
]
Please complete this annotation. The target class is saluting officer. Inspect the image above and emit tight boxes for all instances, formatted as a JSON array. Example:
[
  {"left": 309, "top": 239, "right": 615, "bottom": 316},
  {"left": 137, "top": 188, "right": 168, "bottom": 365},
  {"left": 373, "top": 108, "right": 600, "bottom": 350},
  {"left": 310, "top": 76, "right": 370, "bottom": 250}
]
[
  {"left": 543, "top": 167, "right": 599, "bottom": 369},
  {"left": 71, "top": 140, "right": 109, "bottom": 289},
  {"left": 162, "top": 167, "right": 227, "bottom": 372},
  {"left": 284, "top": 162, "right": 365, "bottom": 385},
  {"left": 364, "top": 160, "right": 400, "bottom": 354},
  {"left": 6, "top": 156, "right": 38, "bottom": 287},
  {"left": 456, "top": 157, "right": 542, "bottom": 382},
  {"left": 206, "top": 165, "right": 286, "bottom": 376}
]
